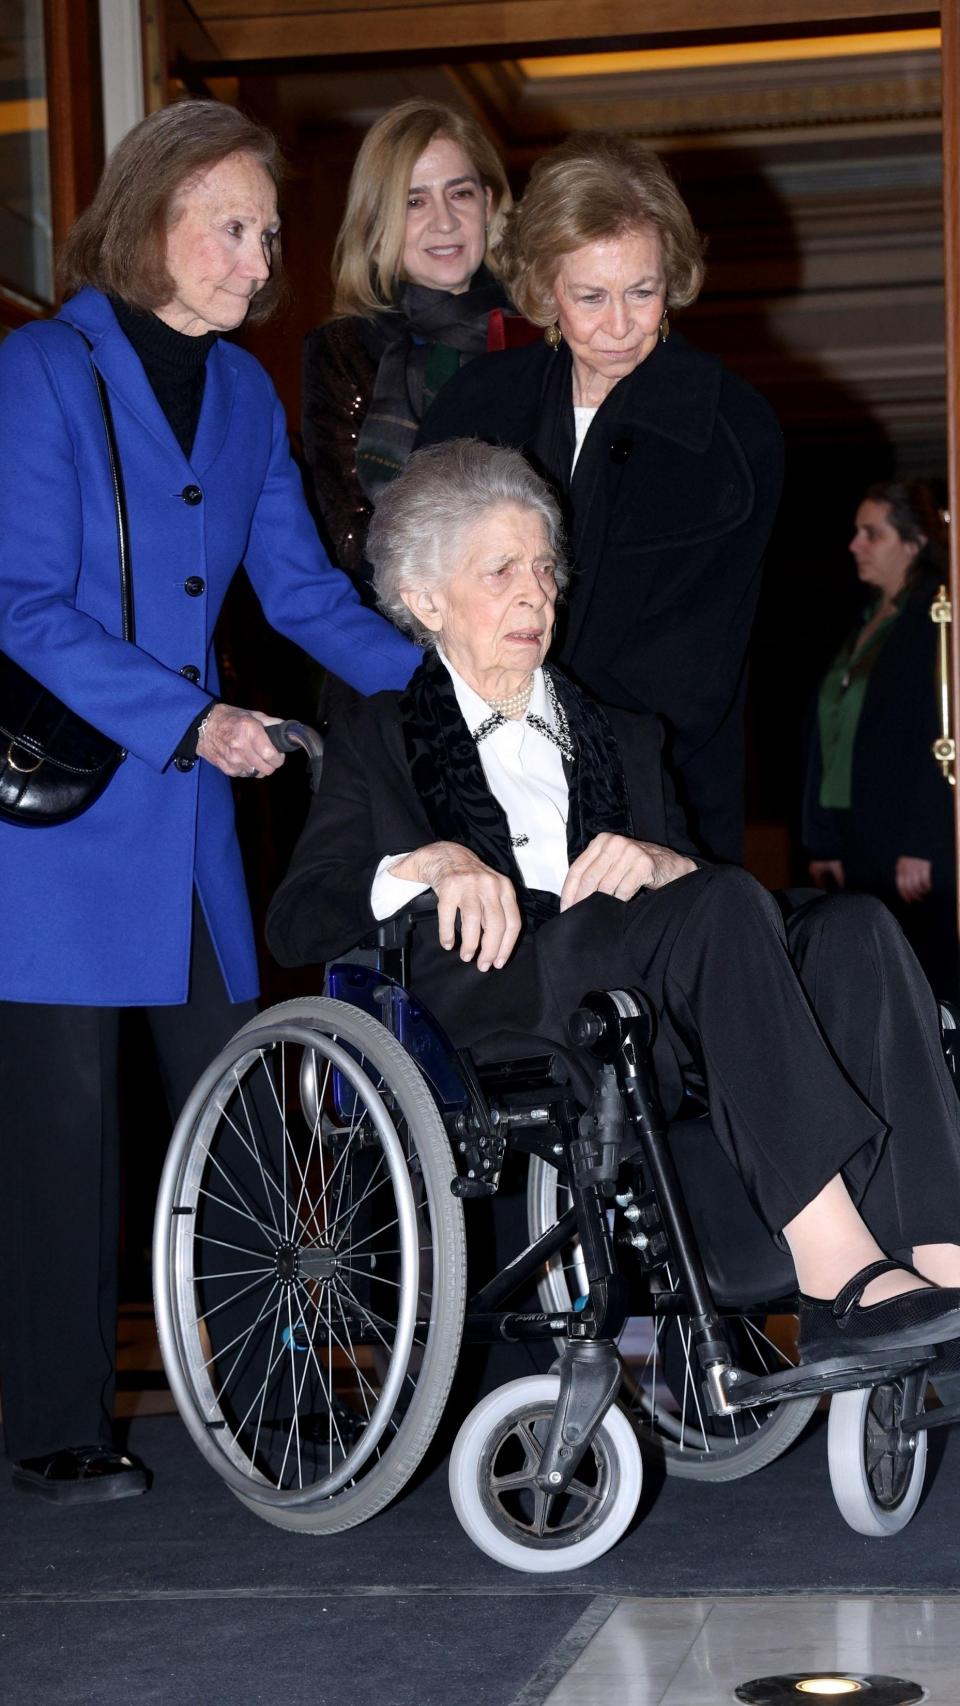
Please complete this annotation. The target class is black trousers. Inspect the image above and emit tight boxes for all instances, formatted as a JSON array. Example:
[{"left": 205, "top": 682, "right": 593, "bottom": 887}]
[
  {"left": 0, "top": 901, "right": 255, "bottom": 1462},
  {"left": 436, "top": 867, "right": 960, "bottom": 1250}
]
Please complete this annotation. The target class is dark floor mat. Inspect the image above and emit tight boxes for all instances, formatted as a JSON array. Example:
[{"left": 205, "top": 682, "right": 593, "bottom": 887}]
[{"left": 1, "top": 1410, "right": 958, "bottom": 1704}]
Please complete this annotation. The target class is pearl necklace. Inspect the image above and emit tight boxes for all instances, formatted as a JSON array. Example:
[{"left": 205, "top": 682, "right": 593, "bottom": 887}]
[{"left": 486, "top": 679, "right": 534, "bottom": 719}]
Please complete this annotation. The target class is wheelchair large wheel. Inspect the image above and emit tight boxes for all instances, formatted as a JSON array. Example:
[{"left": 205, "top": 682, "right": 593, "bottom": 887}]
[
  {"left": 827, "top": 1375, "right": 928, "bottom": 1537},
  {"left": 154, "top": 997, "right": 466, "bottom": 1533},
  {"left": 527, "top": 1155, "right": 817, "bottom": 1481},
  {"left": 449, "top": 1375, "right": 642, "bottom": 1572}
]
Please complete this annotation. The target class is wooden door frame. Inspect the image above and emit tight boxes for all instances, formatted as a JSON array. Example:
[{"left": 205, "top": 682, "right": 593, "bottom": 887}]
[{"left": 0, "top": 0, "right": 102, "bottom": 328}]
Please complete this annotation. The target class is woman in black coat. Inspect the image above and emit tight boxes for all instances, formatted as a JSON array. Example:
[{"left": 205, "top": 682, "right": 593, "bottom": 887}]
[
  {"left": 804, "top": 482, "right": 956, "bottom": 997},
  {"left": 418, "top": 133, "right": 783, "bottom": 863}
]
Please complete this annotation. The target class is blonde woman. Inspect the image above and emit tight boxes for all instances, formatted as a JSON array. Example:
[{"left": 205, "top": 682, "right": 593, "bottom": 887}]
[
  {"left": 301, "top": 99, "right": 512, "bottom": 596},
  {"left": 420, "top": 132, "right": 784, "bottom": 863}
]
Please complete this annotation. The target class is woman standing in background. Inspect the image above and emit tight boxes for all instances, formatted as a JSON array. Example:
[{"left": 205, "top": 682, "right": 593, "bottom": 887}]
[
  {"left": 804, "top": 481, "right": 955, "bottom": 997},
  {"left": 301, "top": 98, "right": 513, "bottom": 598}
]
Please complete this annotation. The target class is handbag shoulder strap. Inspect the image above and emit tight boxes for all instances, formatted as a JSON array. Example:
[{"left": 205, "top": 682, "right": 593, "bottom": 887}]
[{"left": 72, "top": 326, "right": 135, "bottom": 644}]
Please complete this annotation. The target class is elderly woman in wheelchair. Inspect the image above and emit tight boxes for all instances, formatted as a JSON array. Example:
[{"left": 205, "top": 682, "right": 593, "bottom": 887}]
[{"left": 154, "top": 439, "right": 960, "bottom": 1571}]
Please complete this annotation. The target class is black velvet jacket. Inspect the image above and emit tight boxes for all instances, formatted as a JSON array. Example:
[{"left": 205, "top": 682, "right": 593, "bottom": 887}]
[
  {"left": 266, "top": 675, "right": 700, "bottom": 1062},
  {"left": 418, "top": 331, "right": 784, "bottom": 862},
  {"left": 301, "top": 318, "right": 377, "bottom": 592}
]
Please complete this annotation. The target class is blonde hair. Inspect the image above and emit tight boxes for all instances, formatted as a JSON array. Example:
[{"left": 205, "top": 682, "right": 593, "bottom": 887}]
[
  {"left": 496, "top": 132, "right": 705, "bottom": 324},
  {"left": 58, "top": 99, "right": 285, "bottom": 324},
  {"left": 332, "top": 100, "right": 511, "bottom": 316}
]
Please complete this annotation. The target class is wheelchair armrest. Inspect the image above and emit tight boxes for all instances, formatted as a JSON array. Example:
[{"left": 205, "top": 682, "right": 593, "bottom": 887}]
[{"left": 363, "top": 891, "right": 439, "bottom": 952}]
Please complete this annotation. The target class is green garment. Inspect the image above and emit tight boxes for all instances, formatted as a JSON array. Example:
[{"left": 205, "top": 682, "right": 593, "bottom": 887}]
[{"left": 817, "top": 595, "right": 904, "bottom": 810}]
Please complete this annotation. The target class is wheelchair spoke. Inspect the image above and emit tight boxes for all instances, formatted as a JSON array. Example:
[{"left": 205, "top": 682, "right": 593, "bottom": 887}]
[
  {"left": 203, "top": 1279, "right": 282, "bottom": 1394},
  {"left": 242, "top": 1294, "right": 287, "bottom": 1459},
  {"left": 325, "top": 1155, "right": 388, "bottom": 1246},
  {"left": 193, "top": 1269, "right": 274, "bottom": 1328},
  {"left": 337, "top": 1264, "right": 402, "bottom": 1290},
  {"left": 195, "top": 1183, "right": 277, "bottom": 1247},
  {"left": 195, "top": 1232, "right": 277, "bottom": 1262},
  {"left": 232, "top": 1063, "right": 284, "bottom": 1242},
  {"left": 338, "top": 1213, "right": 401, "bottom": 1257},
  {"left": 740, "top": 1315, "right": 795, "bottom": 1371}
]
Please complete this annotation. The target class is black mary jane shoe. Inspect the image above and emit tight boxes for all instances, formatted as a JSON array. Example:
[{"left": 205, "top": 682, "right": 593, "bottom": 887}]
[
  {"left": 12, "top": 1444, "right": 151, "bottom": 1505},
  {"left": 799, "top": 1258, "right": 960, "bottom": 1363}
]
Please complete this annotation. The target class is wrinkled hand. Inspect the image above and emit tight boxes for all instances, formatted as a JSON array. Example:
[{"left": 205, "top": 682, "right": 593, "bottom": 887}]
[
  {"left": 896, "top": 855, "right": 933, "bottom": 904},
  {"left": 808, "top": 859, "right": 845, "bottom": 891},
  {"left": 196, "top": 703, "right": 284, "bottom": 779},
  {"left": 560, "top": 834, "right": 696, "bottom": 912},
  {"left": 389, "top": 841, "right": 521, "bottom": 972}
]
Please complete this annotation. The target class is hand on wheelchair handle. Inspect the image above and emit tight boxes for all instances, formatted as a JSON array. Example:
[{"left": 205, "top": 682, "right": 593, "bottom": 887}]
[{"left": 196, "top": 703, "right": 285, "bottom": 779}]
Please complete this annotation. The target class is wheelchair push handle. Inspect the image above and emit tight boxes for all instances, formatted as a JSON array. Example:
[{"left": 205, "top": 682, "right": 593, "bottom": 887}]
[
  {"left": 266, "top": 719, "right": 324, "bottom": 759},
  {"left": 265, "top": 720, "right": 325, "bottom": 792}
]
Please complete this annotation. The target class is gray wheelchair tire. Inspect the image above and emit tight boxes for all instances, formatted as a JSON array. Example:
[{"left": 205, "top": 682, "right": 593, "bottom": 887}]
[
  {"left": 526, "top": 1154, "right": 817, "bottom": 1482},
  {"left": 154, "top": 997, "right": 466, "bottom": 1534}
]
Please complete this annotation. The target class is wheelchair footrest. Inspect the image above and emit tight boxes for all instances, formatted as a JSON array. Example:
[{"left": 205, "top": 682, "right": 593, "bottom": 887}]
[{"left": 726, "top": 1346, "right": 936, "bottom": 1409}]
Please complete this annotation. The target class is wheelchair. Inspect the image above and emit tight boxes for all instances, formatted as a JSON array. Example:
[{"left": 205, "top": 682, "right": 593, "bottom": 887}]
[{"left": 153, "top": 725, "right": 958, "bottom": 1572}]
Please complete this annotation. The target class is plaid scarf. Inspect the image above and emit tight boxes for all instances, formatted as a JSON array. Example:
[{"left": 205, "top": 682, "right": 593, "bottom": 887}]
[{"left": 356, "top": 268, "right": 508, "bottom": 503}]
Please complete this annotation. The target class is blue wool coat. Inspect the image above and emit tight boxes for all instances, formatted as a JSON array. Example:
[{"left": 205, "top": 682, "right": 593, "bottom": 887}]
[{"left": 0, "top": 288, "right": 418, "bottom": 1006}]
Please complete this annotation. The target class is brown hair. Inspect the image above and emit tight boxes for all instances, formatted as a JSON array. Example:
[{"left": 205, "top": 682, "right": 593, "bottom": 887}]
[
  {"left": 332, "top": 99, "right": 511, "bottom": 317},
  {"left": 495, "top": 132, "right": 705, "bottom": 324},
  {"left": 58, "top": 99, "right": 285, "bottom": 324},
  {"left": 863, "top": 479, "right": 947, "bottom": 577}
]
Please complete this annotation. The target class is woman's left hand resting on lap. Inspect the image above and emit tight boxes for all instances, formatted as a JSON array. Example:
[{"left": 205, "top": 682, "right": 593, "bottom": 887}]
[{"left": 560, "top": 834, "right": 696, "bottom": 912}]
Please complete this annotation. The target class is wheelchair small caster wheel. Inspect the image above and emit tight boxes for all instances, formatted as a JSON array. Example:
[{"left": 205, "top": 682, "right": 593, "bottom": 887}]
[
  {"left": 827, "top": 1376, "right": 927, "bottom": 1537},
  {"left": 448, "top": 1374, "right": 642, "bottom": 1572}
]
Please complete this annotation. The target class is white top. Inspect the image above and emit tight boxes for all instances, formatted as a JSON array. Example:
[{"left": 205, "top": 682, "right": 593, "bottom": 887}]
[
  {"left": 370, "top": 650, "right": 570, "bottom": 920},
  {"left": 572, "top": 406, "right": 598, "bottom": 471}
]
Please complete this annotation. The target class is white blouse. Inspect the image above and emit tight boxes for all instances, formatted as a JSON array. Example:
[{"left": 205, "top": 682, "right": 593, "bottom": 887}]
[{"left": 370, "top": 650, "right": 570, "bottom": 919}]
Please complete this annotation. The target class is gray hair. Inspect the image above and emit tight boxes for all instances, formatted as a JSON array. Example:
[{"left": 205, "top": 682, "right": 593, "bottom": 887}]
[{"left": 368, "top": 439, "right": 569, "bottom": 644}]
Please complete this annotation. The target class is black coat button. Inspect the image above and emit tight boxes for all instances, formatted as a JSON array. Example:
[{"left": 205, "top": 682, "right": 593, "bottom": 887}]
[
  {"left": 181, "top": 485, "right": 203, "bottom": 505},
  {"left": 180, "top": 664, "right": 201, "bottom": 683},
  {"left": 174, "top": 756, "right": 195, "bottom": 773},
  {"left": 183, "top": 576, "right": 205, "bottom": 597},
  {"left": 609, "top": 437, "right": 633, "bottom": 464}
]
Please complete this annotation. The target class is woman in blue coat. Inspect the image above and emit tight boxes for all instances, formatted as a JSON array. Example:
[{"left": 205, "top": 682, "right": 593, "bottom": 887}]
[{"left": 0, "top": 100, "right": 417, "bottom": 1502}]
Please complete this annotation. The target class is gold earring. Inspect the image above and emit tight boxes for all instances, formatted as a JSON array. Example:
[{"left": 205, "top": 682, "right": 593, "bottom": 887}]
[
  {"left": 544, "top": 323, "right": 562, "bottom": 350},
  {"left": 659, "top": 313, "right": 670, "bottom": 344}
]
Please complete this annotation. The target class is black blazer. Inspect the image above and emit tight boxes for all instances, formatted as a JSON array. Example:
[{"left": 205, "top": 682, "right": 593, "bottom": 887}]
[
  {"left": 803, "top": 572, "right": 954, "bottom": 898},
  {"left": 267, "top": 687, "right": 701, "bottom": 1061},
  {"left": 417, "top": 332, "right": 784, "bottom": 863}
]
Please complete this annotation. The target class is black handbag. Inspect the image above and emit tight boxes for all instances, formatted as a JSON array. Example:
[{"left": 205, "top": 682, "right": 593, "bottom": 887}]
[{"left": 0, "top": 338, "right": 134, "bottom": 827}]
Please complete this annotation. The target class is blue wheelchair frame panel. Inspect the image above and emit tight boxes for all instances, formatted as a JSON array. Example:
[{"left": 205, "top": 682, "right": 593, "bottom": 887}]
[{"left": 326, "top": 962, "right": 471, "bottom": 1119}]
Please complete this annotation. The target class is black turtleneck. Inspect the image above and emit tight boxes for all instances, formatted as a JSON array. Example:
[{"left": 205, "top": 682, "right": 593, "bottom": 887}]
[
  {"left": 110, "top": 299, "right": 219, "bottom": 758},
  {"left": 111, "top": 297, "right": 218, "bottom": 459}
]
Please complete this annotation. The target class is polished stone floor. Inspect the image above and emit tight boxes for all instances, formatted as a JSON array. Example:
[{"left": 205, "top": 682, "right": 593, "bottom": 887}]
[{"left": 535, "top": 1595, "right": 959, "bottom": 1705}]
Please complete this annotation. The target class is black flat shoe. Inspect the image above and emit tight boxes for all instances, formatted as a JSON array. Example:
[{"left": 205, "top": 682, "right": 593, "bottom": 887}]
[
  {"left": 12, "top": 1445, "right": 151, "bottom": 1505},
  {"left": 799, "top": 1259, "right": 960, "bottom": 1363},
  {"left": 929, "top": 1338, "right": 960, "bottom": 1406}
]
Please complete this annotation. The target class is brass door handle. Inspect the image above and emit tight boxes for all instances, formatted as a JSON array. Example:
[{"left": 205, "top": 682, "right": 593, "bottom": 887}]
[{"left": 931, "top": 584, "right": 956, "bottom": 785}]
